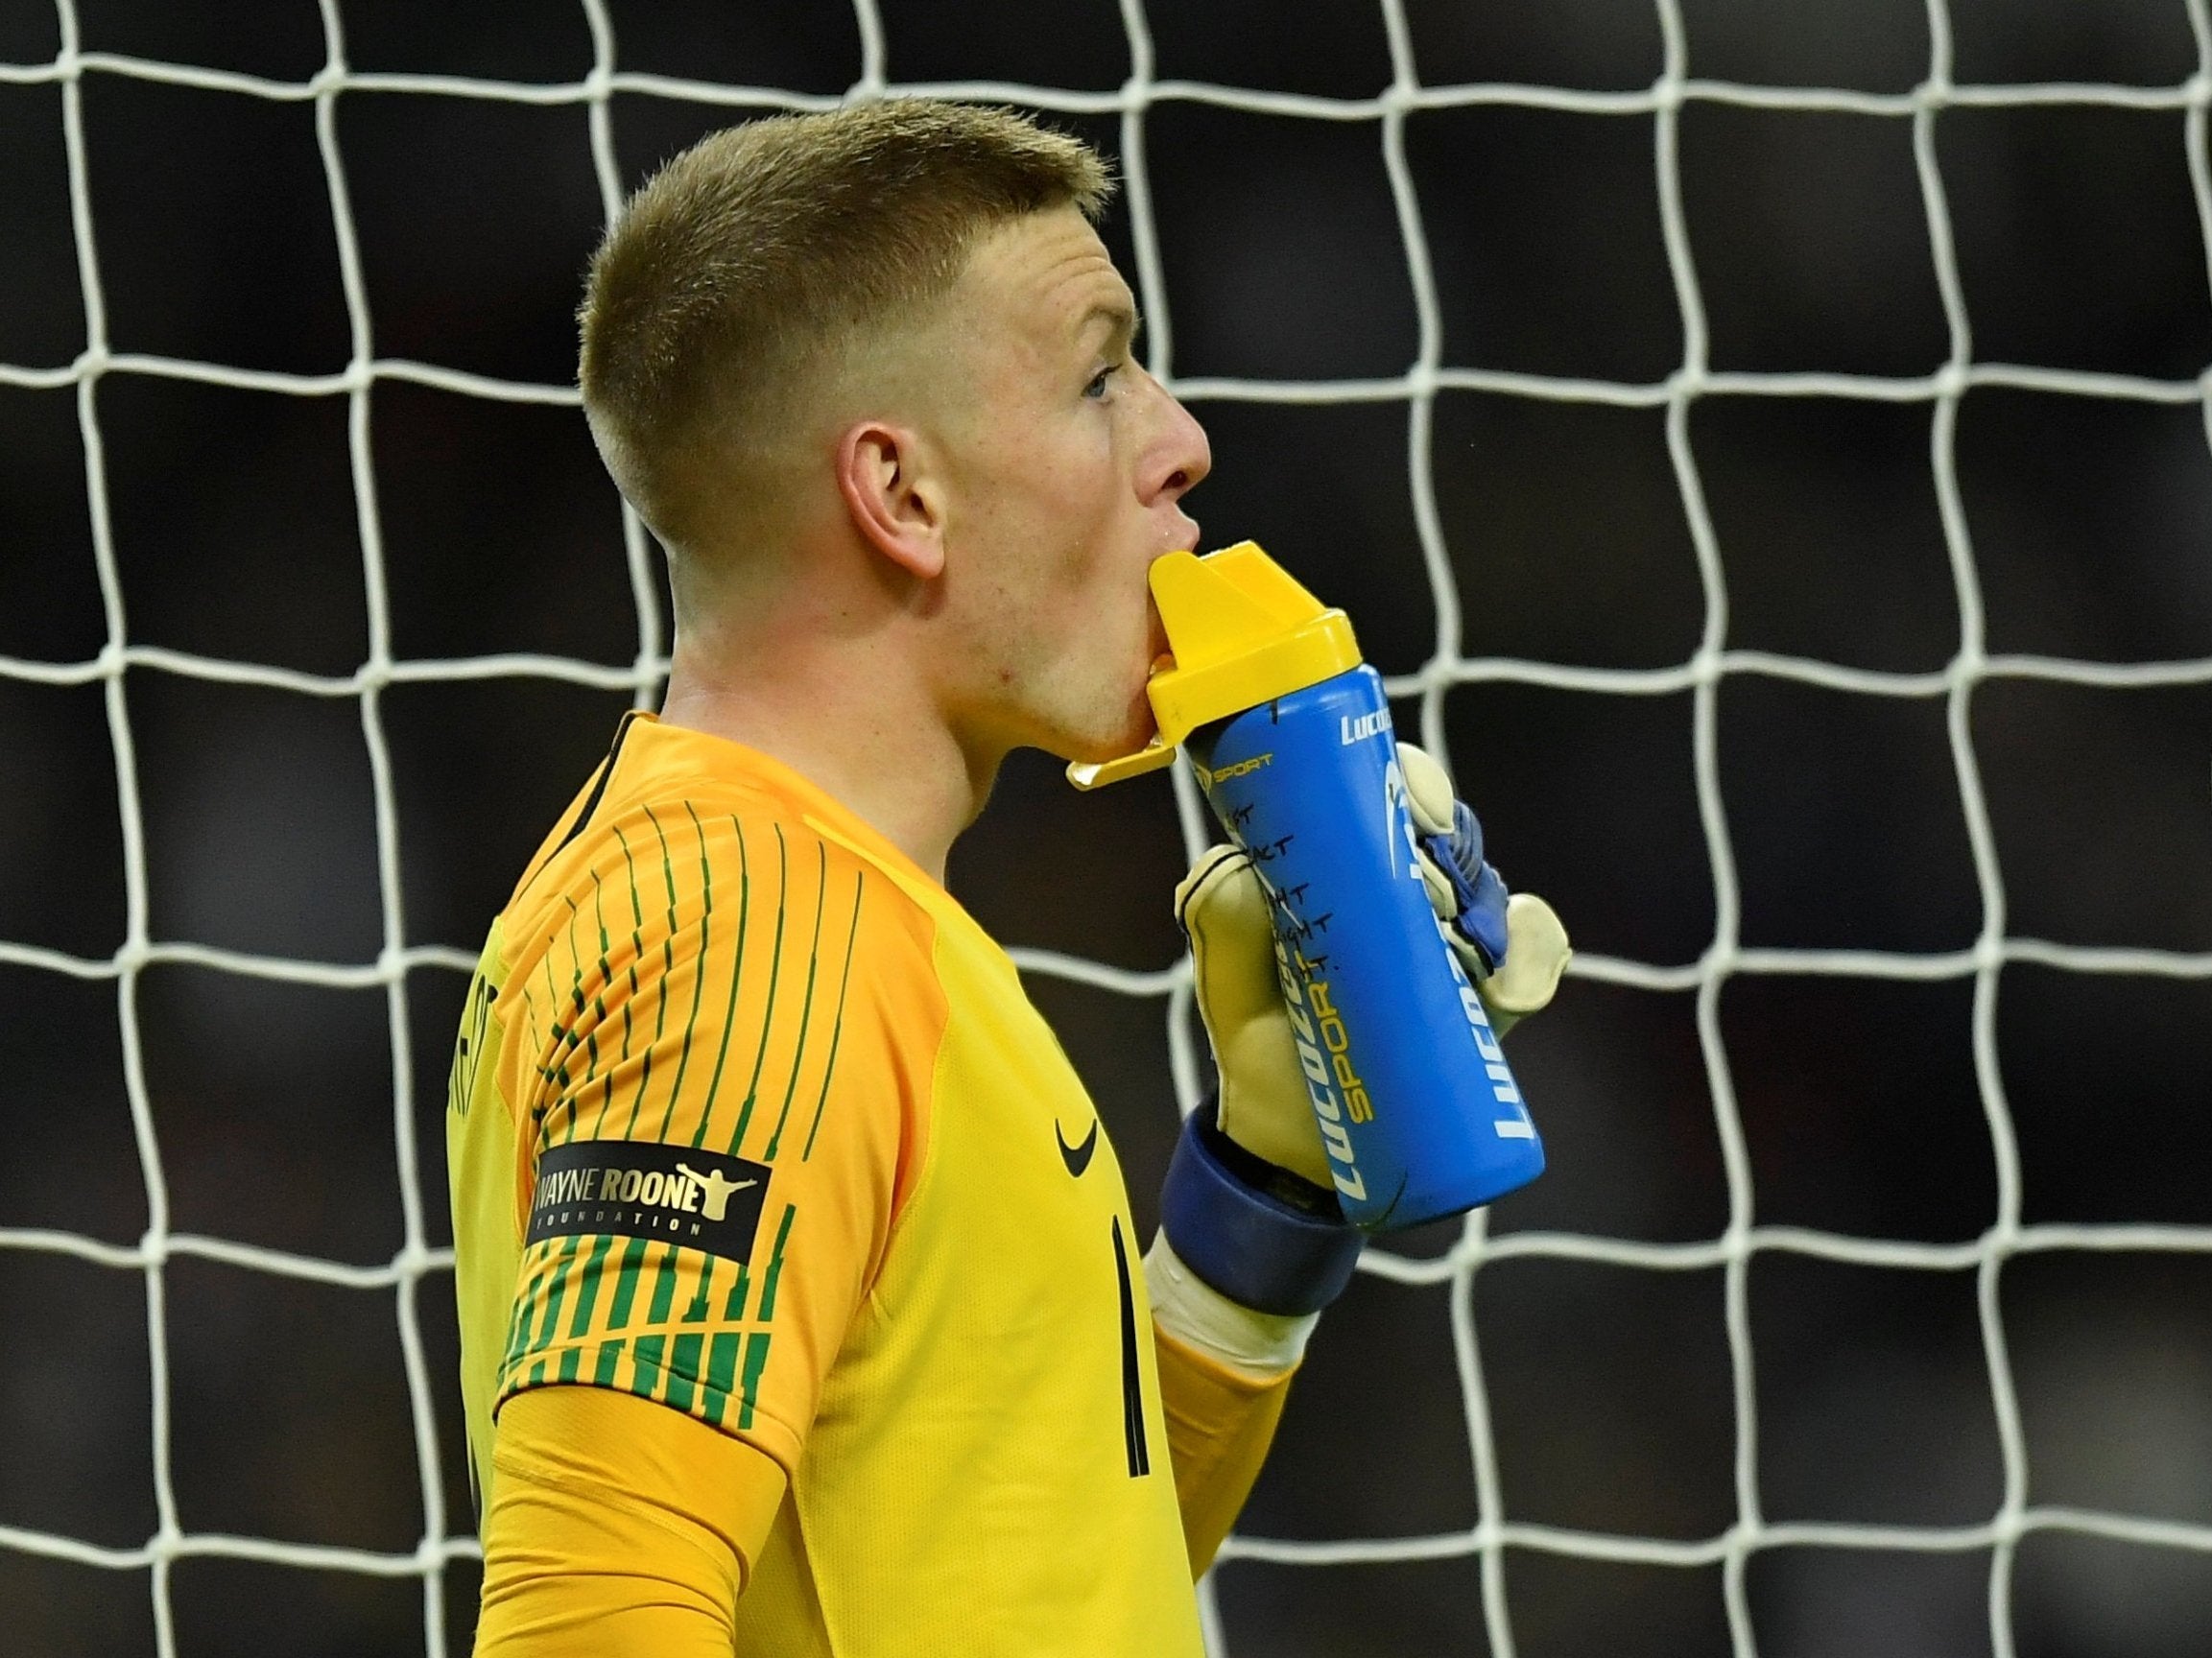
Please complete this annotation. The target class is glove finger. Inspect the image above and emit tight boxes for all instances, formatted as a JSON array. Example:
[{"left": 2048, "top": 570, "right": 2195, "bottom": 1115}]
[
  {"left": 1177, "top": 846, "right": 1287, "bottom": 1045},
  {"left": 1174, "top": 842, "right": 1249, "bottom": 936},
  {"left": 1446, "top": 798, "right": 1487, "bottom": 877},
  {"left": 1458, "top": 861, "right": 1510, "bottom": 971},
  {"left": 1415, "top": 852, "right": 1457, "bottom": 922},
  {"left": 1478, "top": 892, "right": 1572, "bottom": 1036},
  {"left": 1415, "top": 825, "right": 1510, "bottom": 968},
  {"left": 1395, "top": 742, "right": 1459, "bottom": 839},
  {"left": 1401, "top": 745, "right": 1510, "bottom": 968},
  {"left": 1179, "top": 848, "right": 1336, "bottom": 1188}
]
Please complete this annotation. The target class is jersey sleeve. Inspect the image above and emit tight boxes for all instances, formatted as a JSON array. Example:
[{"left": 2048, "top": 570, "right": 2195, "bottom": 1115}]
[{"left": 491, "top": 799, "right": 944, "bottom": 1474}]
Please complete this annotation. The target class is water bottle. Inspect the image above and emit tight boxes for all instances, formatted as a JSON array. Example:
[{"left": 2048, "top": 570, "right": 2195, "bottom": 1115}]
[{"left": 1070, "top": 543, "right": 1544, "bottom": 1231}]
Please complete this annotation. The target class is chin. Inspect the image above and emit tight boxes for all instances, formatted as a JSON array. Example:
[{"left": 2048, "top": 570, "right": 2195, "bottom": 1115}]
[
  {"left": 1058, "top": 716, "right": 1154, "bottom": 768},
  {"left": 1052, "top": 683, "right": 1158, "bottom": 768}
]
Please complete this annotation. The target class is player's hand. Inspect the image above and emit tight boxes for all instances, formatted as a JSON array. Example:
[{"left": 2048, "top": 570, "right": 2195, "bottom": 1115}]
[
  {"left": 1395, "top": 743, "right": 1571, "bottom": 1037},
  {"left": 1177, "top": 841, "right": 1338, "bottom": 1189},
  {"left": 1177, "top": 746, "right": 1571, "bottom": 1192}
]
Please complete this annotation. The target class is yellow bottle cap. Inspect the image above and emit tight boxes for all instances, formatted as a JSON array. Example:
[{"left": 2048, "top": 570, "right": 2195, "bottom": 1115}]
[{"left": 1067, "top": 541, "right": 1364, "bottom": 790}]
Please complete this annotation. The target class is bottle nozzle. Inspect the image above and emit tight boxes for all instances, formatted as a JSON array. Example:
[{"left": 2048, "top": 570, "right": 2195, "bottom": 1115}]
[{"left": 1067, "top": 542, "right": 1364, "bottom": 791}]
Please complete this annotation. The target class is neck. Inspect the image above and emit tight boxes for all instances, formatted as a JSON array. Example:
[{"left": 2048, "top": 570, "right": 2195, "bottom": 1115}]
[{"left": 657, "top": 612, "right": 996, "bottom": 886}]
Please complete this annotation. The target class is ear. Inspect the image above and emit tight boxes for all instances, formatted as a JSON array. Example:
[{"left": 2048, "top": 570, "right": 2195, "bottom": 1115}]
[{"left": 835, "top": 419, "right": 945, "bottom": 581}]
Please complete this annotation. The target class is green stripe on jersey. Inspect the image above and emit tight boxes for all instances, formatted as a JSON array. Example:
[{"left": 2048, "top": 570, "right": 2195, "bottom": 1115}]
[
  {"left": 665, "top": 1333, "right": 702, "bottom": 1413},
  {"left": 565, "top": 1234, "right": 615, "bottom": 1340},
  {"left": 502, "top": 1244, "right": 556, "bottom": 1369},
  {"left": 736, "top": 1332, "right": 773, "bottom": 1429},
  {"left": 498, "top": 1258, "right": 537, "bottom": 1369},
  {"left": 633, "top": 1334, "right": 665, "bottom": 1402},
  {"left": 592, "top": 1338, "right": 626, "bottom": 1387},
  {"left": 624, "top": 807, "right": 679, "bottom": 1140},
  {"left": 727, "top": 824, "right": 790, "bottom": 1156},
  {"left": 800, "top": 869, "right": 867, "bottom": 1161},
  {"left": 681, "top": 1255, "right": 717, "bottom": 1323},
  {"left": 529, "top": 1234, "right": 582, "bottom": 1355},
  {"left": 757, "top": 1204, "right": 797, "bottom": 1321},
  {"left": 609, "top": 828, "right": 643, "bottom": 1118},
  {"left": 653, "top": 803, "right": 717, "bottom": 1143},
  {"left": 690, "top": 817, "right": 751, "bottom": 1150},
  {"left": 721, "top": 1262, "right": 752, "bottom": 1323},
  {"left": 761, "top": 840, "right": 829, "bottom": 1163},
  {"left": 606, "top": 1236, "right": 650, "bottom": 1332},
  {"left": 703, "top": 1332, "right": 743, "bottom": 1428},
  {"left": 646, "top": 1242, "right": 682, "bottom": 1326}
]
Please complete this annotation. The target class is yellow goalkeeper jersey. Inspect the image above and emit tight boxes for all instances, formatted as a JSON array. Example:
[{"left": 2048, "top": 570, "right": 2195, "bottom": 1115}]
[{"left": 447, "top": 712, "right": 1201, "bottom": 1656}]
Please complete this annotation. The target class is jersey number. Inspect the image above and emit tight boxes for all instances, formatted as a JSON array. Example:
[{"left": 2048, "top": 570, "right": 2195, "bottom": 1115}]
[{"left": 1110, "top": 1218, "right": 1150, "bottom": 1478}]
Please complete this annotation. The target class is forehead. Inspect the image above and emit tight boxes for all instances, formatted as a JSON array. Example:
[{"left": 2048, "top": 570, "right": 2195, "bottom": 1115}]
[{"left": 954, "top": 208, "right": 1134, "bottom": 345}]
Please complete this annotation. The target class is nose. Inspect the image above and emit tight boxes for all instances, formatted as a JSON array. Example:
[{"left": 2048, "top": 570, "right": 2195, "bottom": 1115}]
[{"left": 1138, "top": 369, "right": 1211, "bottom": 508}]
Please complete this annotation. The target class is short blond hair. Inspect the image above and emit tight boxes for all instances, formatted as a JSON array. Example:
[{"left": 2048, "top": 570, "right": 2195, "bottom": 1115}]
[{"left": 579, "top": 101, "right": 1112, "bottom": 555}]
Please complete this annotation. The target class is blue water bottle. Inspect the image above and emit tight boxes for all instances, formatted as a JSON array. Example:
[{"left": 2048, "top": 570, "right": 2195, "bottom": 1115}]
[{"left": 1070, "top": 543, "right": 1544, "bottom": 1231}]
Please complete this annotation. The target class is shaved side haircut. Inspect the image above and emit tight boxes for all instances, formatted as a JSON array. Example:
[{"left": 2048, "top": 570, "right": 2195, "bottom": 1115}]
[{"left": 579, "top": 100, "right": 1112, "bottom": 570}]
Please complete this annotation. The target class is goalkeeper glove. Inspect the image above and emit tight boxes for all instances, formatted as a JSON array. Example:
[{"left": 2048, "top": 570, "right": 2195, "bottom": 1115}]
[
  {"left": 1156, "top": 745, "right": 1571, "bottom": 1315},
  {"left": 1396, "top": 742, "right": 1571, "bottom": 1040}
]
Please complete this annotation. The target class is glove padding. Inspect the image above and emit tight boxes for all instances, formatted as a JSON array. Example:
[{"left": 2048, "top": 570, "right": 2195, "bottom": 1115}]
[
  {"left": 1177, "top": 843, "right": 1338, "bottom": 1189},
  {"left": 1177, "top": 744, "right": 1571, "bottom": 1191}
]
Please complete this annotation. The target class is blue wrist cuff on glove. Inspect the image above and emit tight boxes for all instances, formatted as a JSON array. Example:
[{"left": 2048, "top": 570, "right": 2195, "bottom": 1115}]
[{"left": 1158, "top": 1102, "right": 1366, "bottom": 1317}]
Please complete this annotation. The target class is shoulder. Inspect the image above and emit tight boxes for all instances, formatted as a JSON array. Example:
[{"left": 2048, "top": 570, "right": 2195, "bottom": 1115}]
[
  {"left": 493, "top": 780, "right": 949, "bottom": 1162},
  {"left": 517, "top": 784, "right": 939, "bottom": 983}
]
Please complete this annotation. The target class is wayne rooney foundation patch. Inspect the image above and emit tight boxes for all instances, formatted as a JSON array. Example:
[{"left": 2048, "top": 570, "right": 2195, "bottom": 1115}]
[{"left": 525, "top": 1141, "right": 772, "bottom": 1262}]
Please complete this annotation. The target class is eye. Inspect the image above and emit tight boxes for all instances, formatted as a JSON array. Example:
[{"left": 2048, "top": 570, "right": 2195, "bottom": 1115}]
[{"left": 1083, "top": 362, "right": 1120, "bottom": 400}]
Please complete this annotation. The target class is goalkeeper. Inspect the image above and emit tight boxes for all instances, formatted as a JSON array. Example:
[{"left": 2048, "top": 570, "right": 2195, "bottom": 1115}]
[{"left": 447, "top": 101, "right": 1570, "bottom": 1656}]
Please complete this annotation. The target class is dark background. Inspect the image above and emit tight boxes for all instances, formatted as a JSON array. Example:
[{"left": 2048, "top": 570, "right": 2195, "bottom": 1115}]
[{"left": 5, "top": 1, "right": 2212, "bottom": 1655}]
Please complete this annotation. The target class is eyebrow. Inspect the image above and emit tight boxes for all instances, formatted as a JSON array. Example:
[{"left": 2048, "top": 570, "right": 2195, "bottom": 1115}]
[{"left": 1082, "top": 301, "right": 1140, "bottom": 353}]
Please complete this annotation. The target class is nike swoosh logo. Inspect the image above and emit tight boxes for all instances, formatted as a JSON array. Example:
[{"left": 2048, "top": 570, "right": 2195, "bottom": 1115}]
[{"left": 1056, "top": 1119, "right": 1099, "bottom": 1178}]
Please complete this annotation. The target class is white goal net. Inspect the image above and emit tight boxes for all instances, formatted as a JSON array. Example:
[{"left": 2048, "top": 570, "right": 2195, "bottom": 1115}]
[{"left": 4, "top": 0, "right": 2210, "bottom": 1655}]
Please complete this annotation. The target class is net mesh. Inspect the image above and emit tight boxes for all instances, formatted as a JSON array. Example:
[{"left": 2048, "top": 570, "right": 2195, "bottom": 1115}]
[{"left": 3, "top": 0, "right": 2211, "bottom": 1653}]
